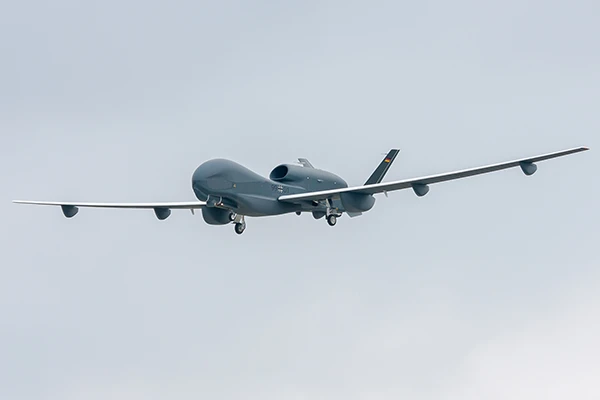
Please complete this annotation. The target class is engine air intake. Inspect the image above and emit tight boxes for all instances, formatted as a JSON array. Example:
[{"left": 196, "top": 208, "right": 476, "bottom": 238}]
[{"left": 269, "top": 165, "right": 290, "bottom": 181}]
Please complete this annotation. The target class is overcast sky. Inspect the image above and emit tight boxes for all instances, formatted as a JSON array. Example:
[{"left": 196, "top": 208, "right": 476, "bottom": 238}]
[{"left": 1, "top": 1, "right": 599, "bottom": 399}]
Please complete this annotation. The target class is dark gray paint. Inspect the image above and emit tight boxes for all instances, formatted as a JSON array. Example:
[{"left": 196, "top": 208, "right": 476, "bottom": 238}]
[
  {"left": 153, "top": 207, "right": 171, "bottom": 221},
  {"left": 364, "top": 149, "right": 400, "bottom": 185},
  {"left": 191, "top": 158, "right": 355, "bottom": 219},
  {"left": 190, "top": 150, "right": 402, "bottom": 222},
  {"left": 60, "top": 205, "right": 78, "bottom": 218}
]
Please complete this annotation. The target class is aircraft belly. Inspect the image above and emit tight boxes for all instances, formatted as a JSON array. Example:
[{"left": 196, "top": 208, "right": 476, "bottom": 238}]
[{"left": 231, "top": 194, "right": 299, "bottom": 217}]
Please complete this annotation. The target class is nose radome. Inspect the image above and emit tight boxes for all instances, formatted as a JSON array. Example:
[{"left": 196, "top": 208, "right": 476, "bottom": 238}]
[
  {"left": 193, "top": 158, "right": 244, "bottom": 180},
  {"left": 192, "top": 159, "right": 239, "bottom": 200},
  {"left": 192, "top": 159, "right": 221, "bottom": 200},
  {"left": 193, "top": 159, "right": 222, "bottom": 181}
]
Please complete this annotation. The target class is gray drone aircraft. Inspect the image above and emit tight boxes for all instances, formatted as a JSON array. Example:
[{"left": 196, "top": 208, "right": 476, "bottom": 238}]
[{"left": 14, "top": 146, "right": 589, "bottom": 234}]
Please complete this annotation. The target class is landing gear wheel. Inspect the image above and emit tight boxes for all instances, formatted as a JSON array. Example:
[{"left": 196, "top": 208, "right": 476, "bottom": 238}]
[
  {"left": 327, "top": 214, "right": 337, "bottom": 226},
  {"left": 228, "top": 211, "right": 237, "bottom": 222},
  {"left": 234, "top": 222, "right": 246, "bottom": 235}
]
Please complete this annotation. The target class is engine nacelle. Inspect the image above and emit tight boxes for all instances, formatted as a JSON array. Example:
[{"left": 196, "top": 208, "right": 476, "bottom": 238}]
[
  {"left": 269, "top": 163, "right": 346, "bottom": 186},
  {"left": 270, "top": 164, "right": 311, "bottom": 183},
  {"left": 202, "top": 207, "right": 232, "bottom": 225},
  {"left": 340, "top": 192, "right": 376, "bottom": 213}
]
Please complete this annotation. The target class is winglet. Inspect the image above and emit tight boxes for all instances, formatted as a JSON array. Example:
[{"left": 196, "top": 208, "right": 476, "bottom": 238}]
[{"left": 364, "top": 149, "right": 400, "bottom": 185}]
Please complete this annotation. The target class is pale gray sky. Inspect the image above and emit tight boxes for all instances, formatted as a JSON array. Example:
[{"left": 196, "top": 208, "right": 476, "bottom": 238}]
[{"left": 1, "top": 1, "right": 598, "bottom": 399}]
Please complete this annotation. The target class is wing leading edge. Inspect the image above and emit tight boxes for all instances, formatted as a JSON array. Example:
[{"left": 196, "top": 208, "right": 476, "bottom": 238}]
[
  {"left": 278, "top": 146, "right": 589, "bottom": 203},
  {"left": 12, "top": 200, "right": 206, "bottom": 220}
]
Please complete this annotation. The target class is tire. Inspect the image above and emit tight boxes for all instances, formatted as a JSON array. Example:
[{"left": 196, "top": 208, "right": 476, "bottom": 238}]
[
  {"left": 234, "top": 223, "right": 245, "bottom": 235},
  {"left": 327, "top": 215, "right": 337, "bottom": 226}
]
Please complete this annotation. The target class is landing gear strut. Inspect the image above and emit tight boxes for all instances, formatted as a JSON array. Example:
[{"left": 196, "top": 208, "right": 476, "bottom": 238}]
[{"left": 325, "top": 199, "right": 339, "bottom": 227}]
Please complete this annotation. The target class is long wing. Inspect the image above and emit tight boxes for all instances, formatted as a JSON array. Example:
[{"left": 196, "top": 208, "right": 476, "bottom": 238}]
[
  {"left": 12, "top": 200, "right": 206, "bottom": 219},
  {"left": 278, "top": 146, "right": 589, "bottom": 203}
]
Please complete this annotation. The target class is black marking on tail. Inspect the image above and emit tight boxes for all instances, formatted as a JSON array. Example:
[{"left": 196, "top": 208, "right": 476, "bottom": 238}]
[{"left": 364, "top": 149, "right": 400, "bottom": 185}]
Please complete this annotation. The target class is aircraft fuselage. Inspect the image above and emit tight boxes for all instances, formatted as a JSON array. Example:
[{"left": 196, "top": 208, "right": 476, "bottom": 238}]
[{"left": 191, "top": 159, "right": 348, "bottom": 220}]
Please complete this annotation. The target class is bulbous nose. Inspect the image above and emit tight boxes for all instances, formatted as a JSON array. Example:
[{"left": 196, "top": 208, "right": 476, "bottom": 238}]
[
  {"left": 193, "top": 159, "right": 218, "bottom": 181},
  {"left": 192, "top": 179, "right": 209, "bottom": 201},
  {"left": 191, "top": 159, "right": 235, "bottom": 200},
  {"left": 192, "top": 160, "right": 218, "bottom": 200}
]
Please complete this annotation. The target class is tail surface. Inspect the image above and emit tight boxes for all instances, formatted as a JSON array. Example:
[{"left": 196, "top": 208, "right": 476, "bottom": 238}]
[{"left": 364, "top": 149, "right": 400, "bottom": 185}]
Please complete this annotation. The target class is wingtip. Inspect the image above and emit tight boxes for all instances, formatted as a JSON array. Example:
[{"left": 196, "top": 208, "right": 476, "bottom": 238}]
[
  {"left": 13, "top": 200, "right": 37, "bottom": 205},
  {"left": 582, "top": 146, "right": 590, "bottom": 151}
]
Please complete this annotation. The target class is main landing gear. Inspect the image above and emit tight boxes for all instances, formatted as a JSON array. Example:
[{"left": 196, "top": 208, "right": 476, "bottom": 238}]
[
  {"left": 232, "top": 214, "right": 246, "bottom": 235},
  {"left": 324, "top": 198, "right": 341, "bottom": 227},
  {"left": 327, "top": 214, "right": 337, "bottom": 226},
  {"left": 234, "top": 222, "right": 246, "bottom": 235}
]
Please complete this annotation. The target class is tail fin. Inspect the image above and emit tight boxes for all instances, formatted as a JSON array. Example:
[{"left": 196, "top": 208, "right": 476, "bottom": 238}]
[{"left": 364, "top": 149, "right": 400, "bottom": 185}]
